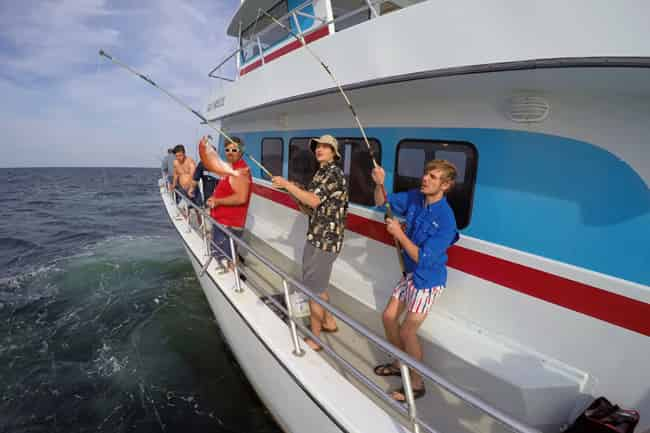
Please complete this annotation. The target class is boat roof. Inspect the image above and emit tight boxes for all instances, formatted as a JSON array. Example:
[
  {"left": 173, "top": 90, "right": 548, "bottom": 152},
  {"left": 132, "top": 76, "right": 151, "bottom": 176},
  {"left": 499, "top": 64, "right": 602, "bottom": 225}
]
[{"left": 227, "top": 0, "right": 282, "bottom": 37}]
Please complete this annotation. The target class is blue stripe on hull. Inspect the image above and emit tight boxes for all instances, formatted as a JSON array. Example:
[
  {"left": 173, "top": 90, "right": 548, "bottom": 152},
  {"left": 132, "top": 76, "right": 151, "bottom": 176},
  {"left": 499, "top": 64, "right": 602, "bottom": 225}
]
[{"left": 224, "top": 127, "right": 650, "bottom": 286}]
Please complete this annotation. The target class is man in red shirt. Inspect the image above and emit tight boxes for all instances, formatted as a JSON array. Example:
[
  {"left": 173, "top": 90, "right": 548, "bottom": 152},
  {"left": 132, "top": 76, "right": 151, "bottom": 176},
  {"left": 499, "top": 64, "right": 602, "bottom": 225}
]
[{"left": 206, "top": 137, "right": 251, "bottom": 272}]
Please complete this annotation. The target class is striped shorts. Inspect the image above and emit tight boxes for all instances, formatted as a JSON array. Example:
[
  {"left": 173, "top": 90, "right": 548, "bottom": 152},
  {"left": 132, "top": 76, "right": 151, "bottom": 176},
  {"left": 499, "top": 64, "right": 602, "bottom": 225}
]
[{"left": 392, "top": 273, "right": 444, "bottom": 314}]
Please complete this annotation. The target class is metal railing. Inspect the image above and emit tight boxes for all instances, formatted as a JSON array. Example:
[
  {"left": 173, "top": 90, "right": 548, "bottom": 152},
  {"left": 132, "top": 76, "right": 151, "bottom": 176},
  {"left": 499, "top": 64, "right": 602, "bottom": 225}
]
[
  {"left": 207, "top": 0, "right": 417, "bottom": 83},
  {"left": 165, "top": 182, "right": 541, "bottom": 433}
]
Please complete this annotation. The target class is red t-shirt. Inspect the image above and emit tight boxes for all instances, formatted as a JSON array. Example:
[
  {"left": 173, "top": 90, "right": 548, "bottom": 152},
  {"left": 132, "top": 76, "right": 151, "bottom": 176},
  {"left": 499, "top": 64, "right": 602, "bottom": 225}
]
[{"left": 210, "top": 159, "right": 252, "bottom": 228}]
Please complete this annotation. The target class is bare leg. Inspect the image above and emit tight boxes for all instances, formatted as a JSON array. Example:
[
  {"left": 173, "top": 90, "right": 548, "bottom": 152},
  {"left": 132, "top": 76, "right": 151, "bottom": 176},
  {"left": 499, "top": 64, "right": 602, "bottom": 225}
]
[
  {"left": 401, "top": 312, "right": 428, "bottom": 387},
  {"left": 320, "top": 291, "right": 337, "bottom": 330},
  {"left": 306, "top": 291, "right": 339, "bottom": 350},
  {"left": 305, "top": 297, "right": 326, "bottom": 350},
  {"left": 390, "top": 311, "right": 428, "bottom": 401},
  {"left": 383, "top": 296, "right": 407, "bottom": 359}
]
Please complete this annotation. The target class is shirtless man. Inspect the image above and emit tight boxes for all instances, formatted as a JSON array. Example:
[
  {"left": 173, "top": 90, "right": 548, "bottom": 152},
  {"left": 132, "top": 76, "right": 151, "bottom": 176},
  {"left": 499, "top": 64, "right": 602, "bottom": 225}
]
[{"left": 171, "top": 144, "right": 197, "bottom": 214}]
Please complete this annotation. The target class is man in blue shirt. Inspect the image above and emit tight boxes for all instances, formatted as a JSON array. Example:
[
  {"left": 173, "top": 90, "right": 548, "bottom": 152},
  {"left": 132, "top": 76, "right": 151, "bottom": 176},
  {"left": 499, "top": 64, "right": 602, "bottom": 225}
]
[{"left": 371, "top": 159, "right": 458, "bottom": 402}]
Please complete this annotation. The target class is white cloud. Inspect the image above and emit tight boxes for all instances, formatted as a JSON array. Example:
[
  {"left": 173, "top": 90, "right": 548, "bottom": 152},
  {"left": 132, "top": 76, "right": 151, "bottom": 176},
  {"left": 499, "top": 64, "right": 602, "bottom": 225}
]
[
  {"left": 0, "top": 0, "right": 239, "bottom": 167},
  {"left": 0, "top": 0, "right": 121, "bottom": 78}
]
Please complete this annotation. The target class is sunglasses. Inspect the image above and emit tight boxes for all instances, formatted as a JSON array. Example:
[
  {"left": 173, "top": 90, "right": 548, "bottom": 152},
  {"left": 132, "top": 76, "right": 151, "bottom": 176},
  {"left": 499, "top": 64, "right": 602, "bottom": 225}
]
[{"left": 225, "top": 148, "right": 239, "bottom": 153}]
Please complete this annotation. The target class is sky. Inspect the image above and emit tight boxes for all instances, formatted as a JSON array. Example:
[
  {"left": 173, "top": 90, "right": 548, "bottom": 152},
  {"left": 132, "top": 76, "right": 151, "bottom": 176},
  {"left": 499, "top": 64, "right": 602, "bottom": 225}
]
[{"left": 0, "top": 0, "right": 239, "bottom": 167}]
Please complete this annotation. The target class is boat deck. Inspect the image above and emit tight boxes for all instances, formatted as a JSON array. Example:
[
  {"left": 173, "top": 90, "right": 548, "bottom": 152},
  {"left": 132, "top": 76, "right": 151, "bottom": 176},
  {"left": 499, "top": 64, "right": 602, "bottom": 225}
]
[{"left": 236, "top": 229, "right": 515, "bottom": 433}]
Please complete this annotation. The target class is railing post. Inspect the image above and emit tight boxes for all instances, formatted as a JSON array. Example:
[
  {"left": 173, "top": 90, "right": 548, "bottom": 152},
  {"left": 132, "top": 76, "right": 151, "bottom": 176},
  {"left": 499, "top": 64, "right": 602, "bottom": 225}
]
[
  {"left": 291, "top": 12, "right": 305, "bottom": 43},
  {"left": 365, "top": 0, "right": 378, "bottom": 18},
  {"left": 237, "top": 20, "right": 242, "bottom": 74},
  {"left": 282, "top": 279, "right": 305, "bottom": 357},
  {"left": 199, "top": 256, "right": 214, "bottom": 277},
  {"left": 185, "top": 203, "right": 192, "bottom": 233},
  {"left": 230, "top": 236, "right": 243, "bottom": 293},
  {"left": 256, "top": 36, "right": 265, "bottom": 65},
  {"left": 203, "top": 209, "right": 211, "bottom": 257},
  {"left": 399, "top": 363, "right": 421, "bottom": 433},
  {"left": 172, "top": 190, "right": 181, "bottom": 218}
]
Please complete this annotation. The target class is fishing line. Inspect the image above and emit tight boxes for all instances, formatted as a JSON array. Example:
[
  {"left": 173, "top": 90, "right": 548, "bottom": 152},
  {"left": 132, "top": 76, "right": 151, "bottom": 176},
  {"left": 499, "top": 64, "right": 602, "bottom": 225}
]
[
  {"left": 98, "top": 50, "right": 275, "bottom": 178},
  {"left": 258, "top": 11, "right": 405, "bottom": 273}
]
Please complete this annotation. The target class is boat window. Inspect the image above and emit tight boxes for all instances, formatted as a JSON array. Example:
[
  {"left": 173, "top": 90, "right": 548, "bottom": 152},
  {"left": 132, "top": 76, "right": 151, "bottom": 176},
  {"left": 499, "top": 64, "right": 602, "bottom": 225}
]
[
  {"left": 240, "top": 1, "right": 289, "bottom": 63},
  {"left": 337, "top": 137, "right": 382, "bottom": 206},
  {"left": 289, "top": 137, "right": 380, "bottom": 206},
  {"left": 288, "top": 0, "right": 315, "bottom": 33},
  {"left": 240, "top": 40, "right": 260, "bottom": 64},
  {"left": 394, "top": 140, "right": 478, "bottom": 229},
  {"left": 331, "top": 0, "right": 371, "bottom": 32},
  {"left": 380, "top": 0, "right": 428, "bottom": 15},
  {"left": 261, "top": 138, "right": 284, "bottom": 180},
  {"left": 288, "top": 137, "right": 318, "bottom": 188}
]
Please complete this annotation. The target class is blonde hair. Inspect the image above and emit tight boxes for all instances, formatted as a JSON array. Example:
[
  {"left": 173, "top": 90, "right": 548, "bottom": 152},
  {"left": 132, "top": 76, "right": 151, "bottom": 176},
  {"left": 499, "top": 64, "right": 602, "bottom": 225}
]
[{"left": 424, "top": 159, "right": 457, "bottom": 193}]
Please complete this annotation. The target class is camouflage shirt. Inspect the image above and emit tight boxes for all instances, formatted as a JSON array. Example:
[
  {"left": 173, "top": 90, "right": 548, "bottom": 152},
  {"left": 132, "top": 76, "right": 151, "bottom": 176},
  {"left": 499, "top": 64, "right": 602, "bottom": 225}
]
[{"left": 306, "top": 162, "right": 349, "bottom": 253}]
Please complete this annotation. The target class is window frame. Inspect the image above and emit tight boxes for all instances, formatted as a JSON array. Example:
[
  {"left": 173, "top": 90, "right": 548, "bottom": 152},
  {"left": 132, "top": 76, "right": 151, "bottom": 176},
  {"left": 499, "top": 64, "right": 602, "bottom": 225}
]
[
  {"left": 287, "top": 136, "right": 382, "bottom": 207},
  {"left": 393, "top": 139, "right": 478, "bottom": 229},
  {"left": 288, "top": 136, "right": 318, "bottom": 188},
  {"left": 261, "top": 137, "right": 284, "bottom": 180},
  {"left": 240, "top": 0, "right": 289, "bottom": 63},
  {"left": 336, "top": 136, "right": 382, "bottom": 207}
]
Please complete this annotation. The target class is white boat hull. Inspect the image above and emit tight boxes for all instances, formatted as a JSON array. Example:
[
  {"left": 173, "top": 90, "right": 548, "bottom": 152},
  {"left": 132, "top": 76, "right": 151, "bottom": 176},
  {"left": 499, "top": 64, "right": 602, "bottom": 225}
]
[
  {"left": 160, "top": 185, "right": 415, "bottom": 433},
  {"left": 182, "top": 242, "right": 346, "bottom": 433}
]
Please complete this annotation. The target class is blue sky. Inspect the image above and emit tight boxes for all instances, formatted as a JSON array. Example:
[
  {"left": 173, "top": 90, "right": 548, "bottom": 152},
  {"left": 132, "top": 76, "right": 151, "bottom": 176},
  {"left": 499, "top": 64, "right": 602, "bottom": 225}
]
[{"left": 0, "top": 0, "right": 239, "bottom": 167}]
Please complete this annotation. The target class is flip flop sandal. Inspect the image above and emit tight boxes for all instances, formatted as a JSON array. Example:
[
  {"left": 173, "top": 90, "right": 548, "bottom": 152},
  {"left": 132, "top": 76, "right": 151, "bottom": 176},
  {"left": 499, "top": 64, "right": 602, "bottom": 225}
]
[
  {"left": 373, "top": 363, "right": 402, "bottom": 377},
  {"left": 321, "top": 326, "right": 338, "bottom": 333},
  {"left": 391, "top": 386, "right": 426, "bottom": 402}
]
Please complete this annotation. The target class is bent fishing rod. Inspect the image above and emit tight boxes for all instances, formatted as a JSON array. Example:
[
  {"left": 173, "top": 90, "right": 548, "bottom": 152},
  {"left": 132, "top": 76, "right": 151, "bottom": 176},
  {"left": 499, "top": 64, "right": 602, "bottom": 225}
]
[
  {"left": 259, "top": 11, "right": 406, "bottom": 273},
  {"left": 98, "top": 49, "right": 274, "bottom": 178},
  {"left": 259, "top": 11, "right": 378, "bottom": 166}
]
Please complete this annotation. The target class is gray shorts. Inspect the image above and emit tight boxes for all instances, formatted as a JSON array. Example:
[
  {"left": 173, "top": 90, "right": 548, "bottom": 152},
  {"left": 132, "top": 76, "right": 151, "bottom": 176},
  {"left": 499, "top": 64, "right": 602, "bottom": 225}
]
[{"left": 302, "top": 241, "right": 338, "bottom": 294}]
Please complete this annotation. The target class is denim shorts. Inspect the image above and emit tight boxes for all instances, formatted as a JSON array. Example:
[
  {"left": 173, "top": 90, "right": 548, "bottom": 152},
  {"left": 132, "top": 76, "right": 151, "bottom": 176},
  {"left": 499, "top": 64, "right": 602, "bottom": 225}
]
[{"left": 211, "top": 226, "right": 244, "bottom": 261}]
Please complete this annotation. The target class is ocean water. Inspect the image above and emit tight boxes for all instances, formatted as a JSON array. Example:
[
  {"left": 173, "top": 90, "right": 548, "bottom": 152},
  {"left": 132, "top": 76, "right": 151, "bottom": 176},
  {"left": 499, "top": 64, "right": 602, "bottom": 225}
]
[{"left": 0, "top": 167, "right": 280, "bottom": 433}]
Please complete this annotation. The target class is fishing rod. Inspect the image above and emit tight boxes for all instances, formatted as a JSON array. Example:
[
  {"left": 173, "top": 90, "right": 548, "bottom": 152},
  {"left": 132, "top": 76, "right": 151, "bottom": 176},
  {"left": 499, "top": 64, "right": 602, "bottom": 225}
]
[
  {"left": 259, "top": 11, "right": 378, "bottom": 166},
  {"left": 258, "top": 11, "right": 405, "bottom": 274},
  {"left": 98, "top": 49, "right": 275, "bottom": 179}
]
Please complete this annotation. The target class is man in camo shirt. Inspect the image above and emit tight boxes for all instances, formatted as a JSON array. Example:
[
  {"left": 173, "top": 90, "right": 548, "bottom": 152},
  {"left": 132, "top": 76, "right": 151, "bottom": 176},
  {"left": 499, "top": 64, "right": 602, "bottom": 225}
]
[{"left": 272, "top": 134, "right": 349, "bottom": 351}]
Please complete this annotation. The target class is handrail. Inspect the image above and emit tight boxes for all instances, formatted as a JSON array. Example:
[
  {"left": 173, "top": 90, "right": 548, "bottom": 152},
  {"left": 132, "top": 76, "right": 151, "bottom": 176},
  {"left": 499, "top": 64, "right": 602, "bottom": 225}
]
[
  {"left": 208, "top": 48, "right": 241, "bottom": 80},
  {"left": 168, "top": 185, "right": 541, "bottom": 433},
  {"left": 207, "top": 0, "right": 394, "bottom": 80}
]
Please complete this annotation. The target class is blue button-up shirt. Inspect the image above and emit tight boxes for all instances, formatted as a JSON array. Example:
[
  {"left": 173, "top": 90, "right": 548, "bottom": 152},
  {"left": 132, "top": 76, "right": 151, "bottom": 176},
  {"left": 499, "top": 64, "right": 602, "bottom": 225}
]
[{"left": 387, "top": 190, "right": 458, "bottom": 289}]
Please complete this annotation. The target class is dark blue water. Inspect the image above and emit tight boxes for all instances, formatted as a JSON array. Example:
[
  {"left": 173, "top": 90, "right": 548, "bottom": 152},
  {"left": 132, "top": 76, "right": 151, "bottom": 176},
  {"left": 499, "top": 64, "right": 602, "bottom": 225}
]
[{"left": 0, "top": 167, "right": 280, "bottom": 433}]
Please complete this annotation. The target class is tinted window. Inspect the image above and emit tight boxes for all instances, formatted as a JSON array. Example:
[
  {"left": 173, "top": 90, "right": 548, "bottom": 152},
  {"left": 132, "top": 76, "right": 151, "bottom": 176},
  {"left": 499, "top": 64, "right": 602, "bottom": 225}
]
[
  {"left": 394, "top": 140, "right": 478, "bottom": 229},
  {"left": 261, "top": 138, "right": 284, "bottom": 180},
  {"left": 240, "top": 1, "right": 289, "bottom": 63},
  {"left": 289, "top": 137, "right": 380, "bottom": 206},
  {"left": 337, "top": 137, "right": 381, "bottom": 206},
  {"left": 332, "top": 0, "right": 370, "bottom": 32},
  {"left": 288, "top": 138, "right": 318, "bottom": 188}
]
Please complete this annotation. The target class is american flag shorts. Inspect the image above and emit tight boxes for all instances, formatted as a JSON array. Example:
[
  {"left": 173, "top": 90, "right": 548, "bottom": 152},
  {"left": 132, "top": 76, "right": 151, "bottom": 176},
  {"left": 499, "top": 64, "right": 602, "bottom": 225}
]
[{"left": 392, "top": 273, "right": 444, "bottom": 314}]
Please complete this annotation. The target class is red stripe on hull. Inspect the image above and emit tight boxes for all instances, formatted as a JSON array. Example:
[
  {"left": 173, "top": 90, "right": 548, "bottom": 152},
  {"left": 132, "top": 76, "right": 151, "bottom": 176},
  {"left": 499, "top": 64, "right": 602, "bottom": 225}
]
[
  {"left": 252, "top": 183, "right": 650, "bottom": 336},
  {"left": 240, "top": 26, "right": 331, "bottom": 77},
  {"left": 240, "top": 59, "right": 263, "bottom": 76}
]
